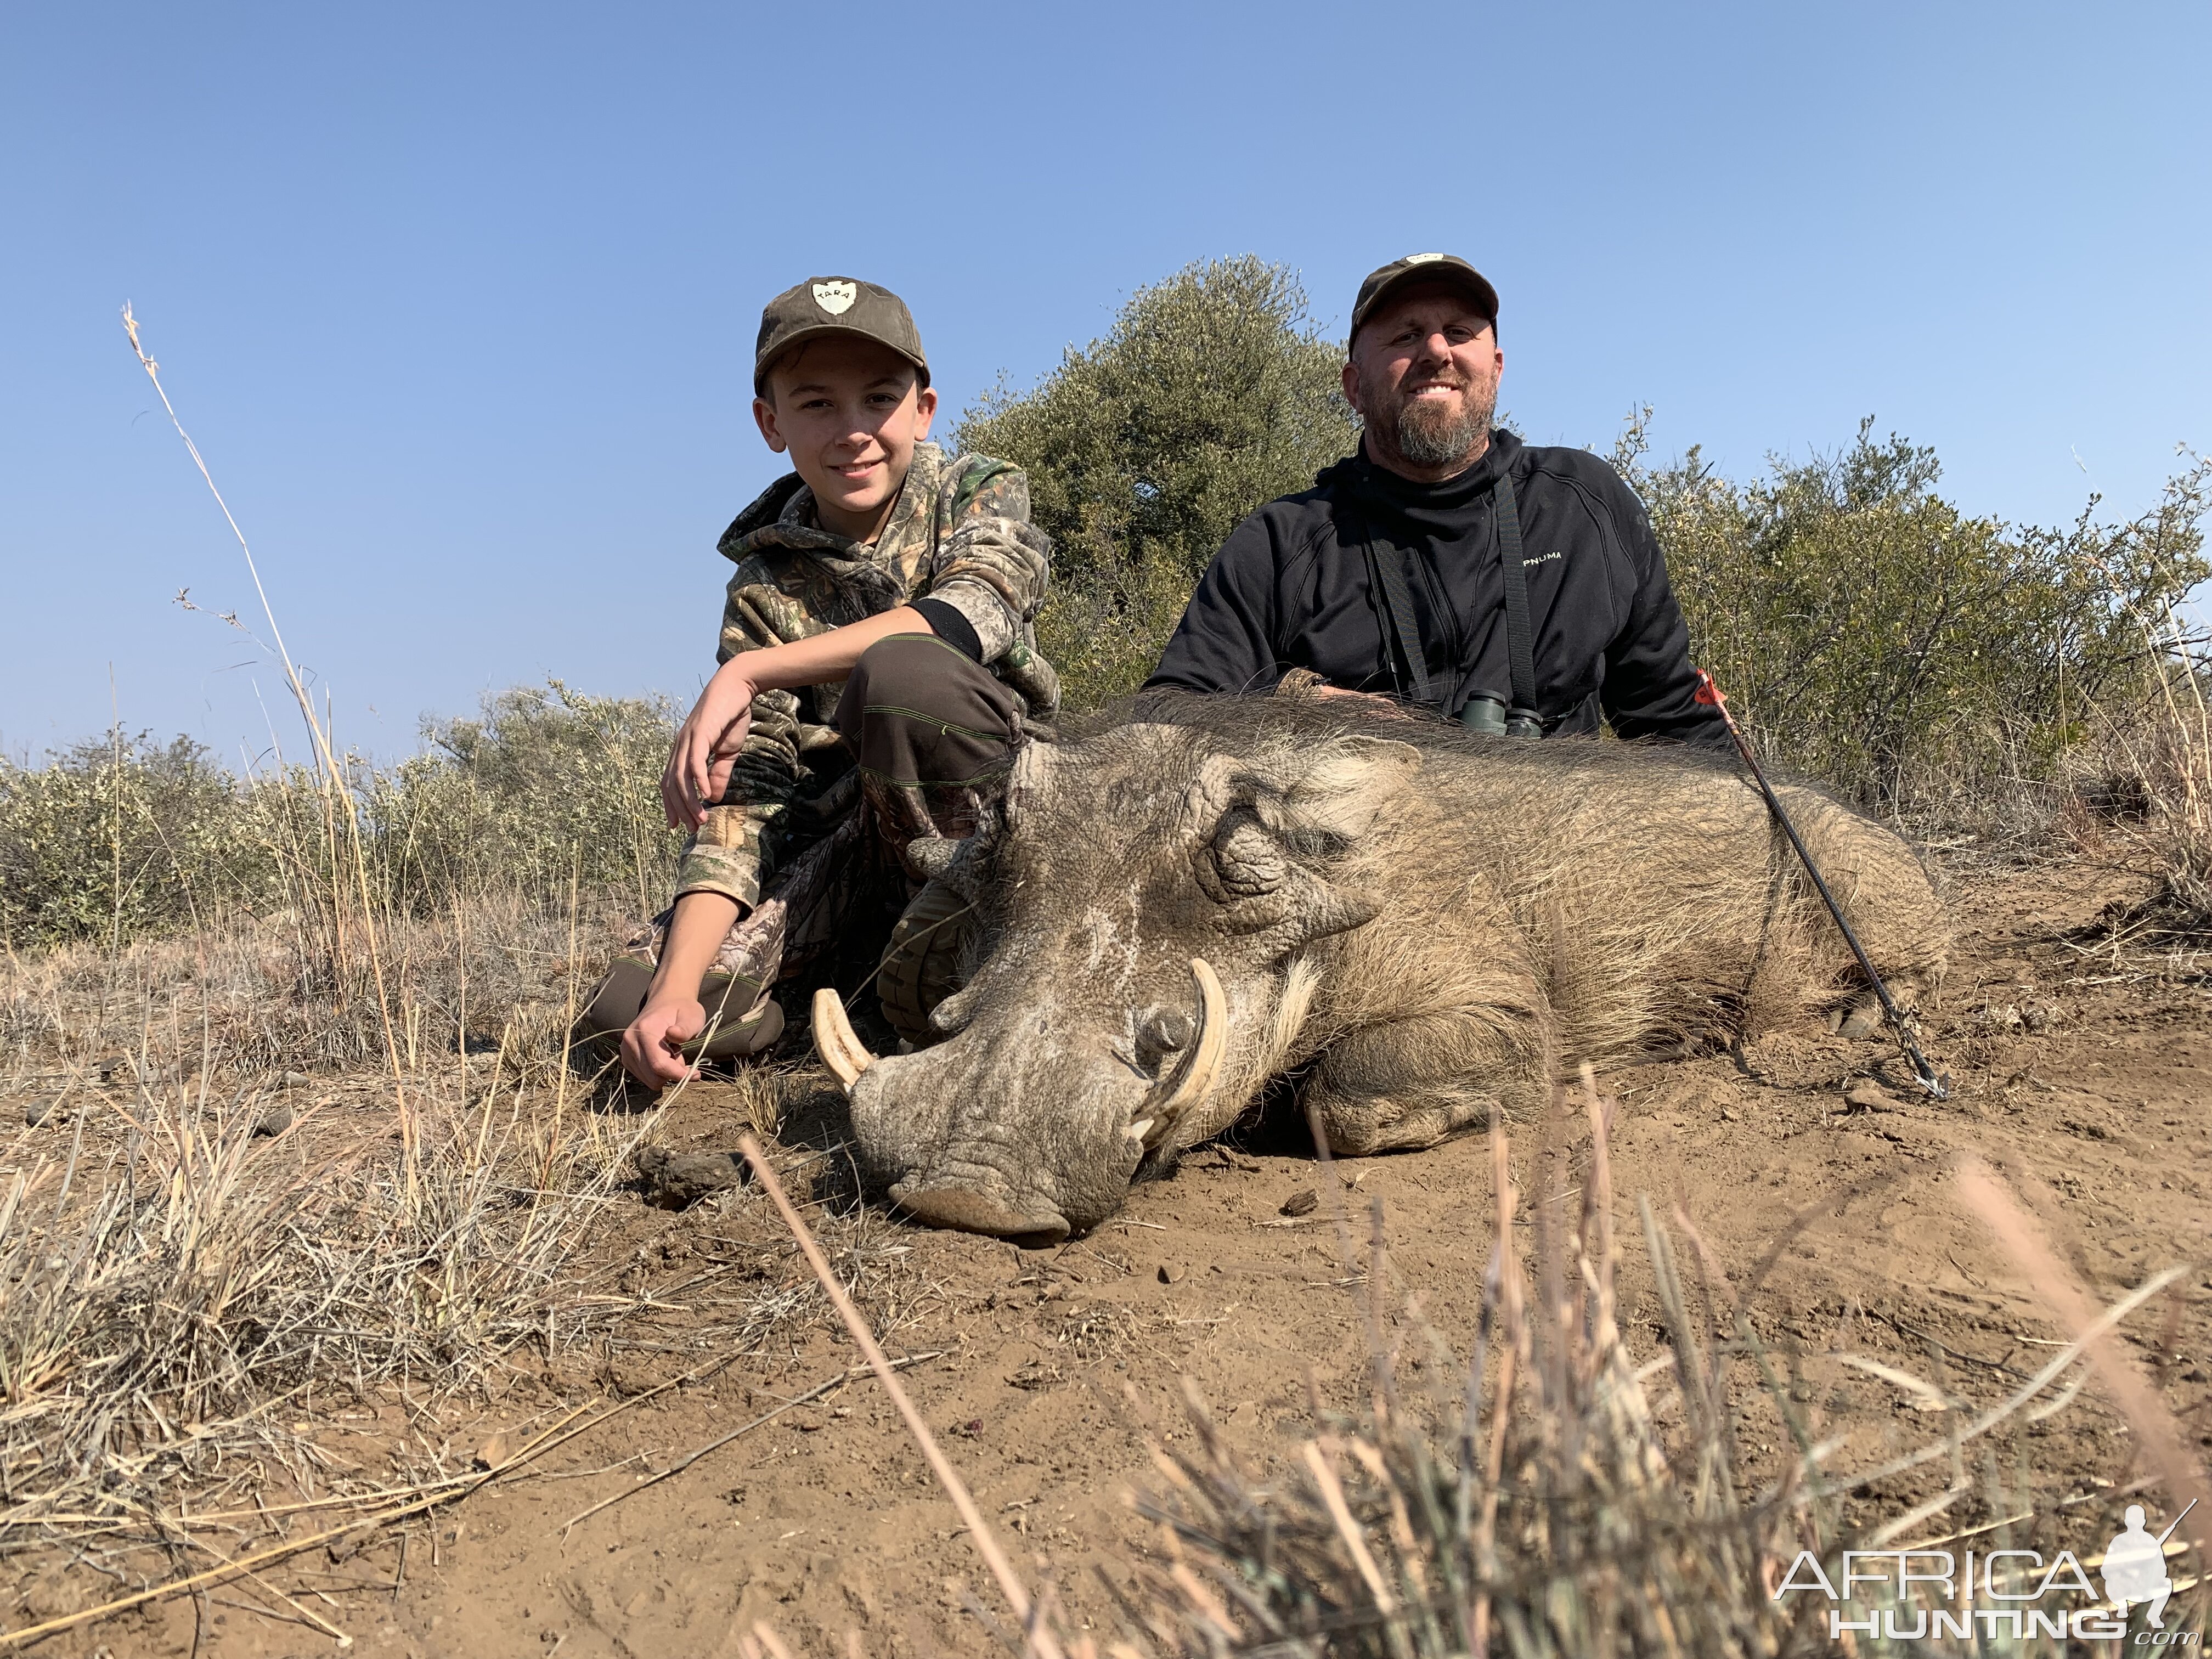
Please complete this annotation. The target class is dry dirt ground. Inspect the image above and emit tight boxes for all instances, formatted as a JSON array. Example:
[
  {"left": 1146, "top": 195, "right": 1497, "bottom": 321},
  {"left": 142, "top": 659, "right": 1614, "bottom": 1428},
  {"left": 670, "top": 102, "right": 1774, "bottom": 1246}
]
[{"left": 11, "top": 854, "right": 2211, "bottom": 1656}]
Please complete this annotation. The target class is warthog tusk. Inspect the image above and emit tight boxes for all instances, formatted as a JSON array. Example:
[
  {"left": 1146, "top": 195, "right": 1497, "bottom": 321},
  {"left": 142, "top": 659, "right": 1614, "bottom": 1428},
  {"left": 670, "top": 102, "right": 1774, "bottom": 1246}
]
[
  {"left": 1141, "top": 957, "right": 1227, "bottom": 1148},
  {"left": 1125, "top": 1118, "right": 1154, "bottom": 1146},
  {"left": 812, "top": 988, "right": 876, "bottom": 1093}
]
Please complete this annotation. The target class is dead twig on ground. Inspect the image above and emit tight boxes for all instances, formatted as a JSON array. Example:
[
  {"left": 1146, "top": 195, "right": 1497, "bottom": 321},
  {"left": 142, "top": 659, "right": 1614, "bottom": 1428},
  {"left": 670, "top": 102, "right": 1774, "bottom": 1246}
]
[
  {"left": 560, "top": 1350, "right": 944, "bottom": 1535},
  {"left": 0, "top": 1396, "right": 602, "bottom": 1650}
]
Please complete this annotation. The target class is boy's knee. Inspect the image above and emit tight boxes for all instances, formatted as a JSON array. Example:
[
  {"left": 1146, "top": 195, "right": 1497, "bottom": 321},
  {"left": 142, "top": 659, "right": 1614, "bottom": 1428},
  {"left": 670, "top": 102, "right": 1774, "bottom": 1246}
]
[
  {"left": 838, "top": 631, "right": 1023, "bottom": 797},
  {"left": 848, "top": 633, "right": 971, "bottom": 710},
  {"left": 840, "top": 633, "right": 1013, "bottom": 746}
]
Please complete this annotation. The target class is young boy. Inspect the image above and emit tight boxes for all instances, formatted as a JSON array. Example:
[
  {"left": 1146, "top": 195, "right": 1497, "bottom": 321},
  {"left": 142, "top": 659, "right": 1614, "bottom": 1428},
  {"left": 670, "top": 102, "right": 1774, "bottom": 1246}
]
[{"left": 584, "top": 276, "right": 1057, "bottom": 1090}]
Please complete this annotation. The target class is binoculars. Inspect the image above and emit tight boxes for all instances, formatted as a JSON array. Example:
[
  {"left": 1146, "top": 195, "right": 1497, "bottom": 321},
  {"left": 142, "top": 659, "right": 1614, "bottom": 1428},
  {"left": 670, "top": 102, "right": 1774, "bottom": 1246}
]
[{"left": 1458, "top": 695, "right": 1543, "bottom": 740}]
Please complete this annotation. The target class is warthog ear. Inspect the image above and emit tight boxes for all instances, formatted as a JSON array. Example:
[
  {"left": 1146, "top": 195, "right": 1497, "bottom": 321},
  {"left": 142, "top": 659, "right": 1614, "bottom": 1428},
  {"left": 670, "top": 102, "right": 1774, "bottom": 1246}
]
[{"left": 1247, "top": 736, "right": 1423, "bottom": 851}]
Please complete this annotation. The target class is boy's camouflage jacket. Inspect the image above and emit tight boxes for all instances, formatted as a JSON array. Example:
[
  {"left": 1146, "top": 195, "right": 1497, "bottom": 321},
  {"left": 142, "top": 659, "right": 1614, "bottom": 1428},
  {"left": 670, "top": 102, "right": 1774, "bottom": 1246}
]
[{"left": 674, "top": 442, "right": 1057, "bottom": 909}]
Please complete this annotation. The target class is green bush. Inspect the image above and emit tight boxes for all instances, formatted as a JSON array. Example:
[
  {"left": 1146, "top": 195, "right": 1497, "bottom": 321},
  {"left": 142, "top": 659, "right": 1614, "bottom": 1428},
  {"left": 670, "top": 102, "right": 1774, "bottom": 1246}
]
[
  {"left": 1623, "top": 415, "right": 2212, "bottom": 813},
  {"left": 1031, "top": 557, "right": 1206, "bottom": 721},
  {"left": 0, "top": 732, "right": 271, "bottom": 947},
  {"left": 377, "top": 680, "right": 680, "bottom": 913},
  {"left": 0, "top": 684, "right": 680, "bottom": 951}
]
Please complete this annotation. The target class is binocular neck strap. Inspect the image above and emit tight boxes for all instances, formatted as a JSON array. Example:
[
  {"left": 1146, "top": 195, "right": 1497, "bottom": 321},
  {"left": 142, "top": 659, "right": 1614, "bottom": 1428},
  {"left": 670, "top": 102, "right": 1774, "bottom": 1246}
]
[
  {"left": 1492, "top": 471, "right": 1541, "bottom": 723},
  {"left": 1362, "top": 528, "right": 1436, "bottom": 708},
  {"left": 1358, "top": 460, "right": 1538, "bottom": 725}
]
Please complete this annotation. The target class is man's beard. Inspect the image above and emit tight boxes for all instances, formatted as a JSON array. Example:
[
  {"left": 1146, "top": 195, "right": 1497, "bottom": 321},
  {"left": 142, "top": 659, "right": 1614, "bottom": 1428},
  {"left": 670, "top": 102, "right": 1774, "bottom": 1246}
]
[
  {"left": 1362, "top": 366, "right": 1496, "bottom": 469},
  {"left": 1393, "top": 381, "right": 1494, "bottom": 468}
]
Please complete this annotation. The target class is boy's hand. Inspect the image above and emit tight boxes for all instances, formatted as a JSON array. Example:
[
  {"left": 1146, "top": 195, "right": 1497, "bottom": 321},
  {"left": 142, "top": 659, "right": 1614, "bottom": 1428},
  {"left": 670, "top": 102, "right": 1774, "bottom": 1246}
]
[
  {"left": 1311, "top": 684, "right": 1412, "bottom": 719},
  {"left": 664, "top": 666, "right": 758, "bottom": 829},
  {"left": 620, "top": 993, "right": 706, "bottom": 1087},
  {"left": 664, "top": 606, "right": 935, "bottom": 828},
  {"left": 622, "top": 889, "right": 742, "bottom": 1087}
]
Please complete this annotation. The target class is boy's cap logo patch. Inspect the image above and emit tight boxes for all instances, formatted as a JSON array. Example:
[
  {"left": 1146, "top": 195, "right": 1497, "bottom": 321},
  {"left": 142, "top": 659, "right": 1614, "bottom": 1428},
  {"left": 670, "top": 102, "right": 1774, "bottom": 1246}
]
[{"left": 812, "top": 281, "right": 857, "bottom": 315}]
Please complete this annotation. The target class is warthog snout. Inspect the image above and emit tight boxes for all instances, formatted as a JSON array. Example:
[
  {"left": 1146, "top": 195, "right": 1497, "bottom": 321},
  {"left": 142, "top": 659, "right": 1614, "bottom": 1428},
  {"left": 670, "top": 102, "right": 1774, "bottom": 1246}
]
[{"left": 881, "top": 1180, "right": 1070, "bottom": 1245}]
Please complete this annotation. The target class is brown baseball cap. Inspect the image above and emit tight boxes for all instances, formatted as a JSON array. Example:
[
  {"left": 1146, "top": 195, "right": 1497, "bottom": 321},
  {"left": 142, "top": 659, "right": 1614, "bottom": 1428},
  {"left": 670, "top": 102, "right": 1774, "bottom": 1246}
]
[
  {"left": 754, "top": 276, "right": 929, "bottom": 395},
  {"left": 1349, "top": 253, "right": 1499, "bottom": 340}
]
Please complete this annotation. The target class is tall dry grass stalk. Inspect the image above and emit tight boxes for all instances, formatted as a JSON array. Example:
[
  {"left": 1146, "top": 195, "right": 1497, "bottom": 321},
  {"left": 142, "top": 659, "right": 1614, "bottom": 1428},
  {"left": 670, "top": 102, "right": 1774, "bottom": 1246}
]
[
  {"left": 120, "top": 305, "right": 419, "bottom": 1170},
  {"left": 22, "top": 310, "right": 676, "bottom": 1542},
  {"left": 1, "top": 318, "right": 889, "bottom": 1619}
]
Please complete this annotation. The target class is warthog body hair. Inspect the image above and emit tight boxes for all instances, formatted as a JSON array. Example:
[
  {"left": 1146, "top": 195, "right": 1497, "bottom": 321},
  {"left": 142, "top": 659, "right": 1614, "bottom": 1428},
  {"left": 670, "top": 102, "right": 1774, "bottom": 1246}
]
[{"left": 832, "top": 696, "right": 1949, "bottom": 1242}]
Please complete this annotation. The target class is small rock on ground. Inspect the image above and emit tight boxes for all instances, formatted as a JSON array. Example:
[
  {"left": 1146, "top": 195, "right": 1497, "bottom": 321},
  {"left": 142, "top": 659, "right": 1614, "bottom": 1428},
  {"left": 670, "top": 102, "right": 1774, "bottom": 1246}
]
[
  {"left": 1842, "top": 1079, "right": 1900, "bottom": 1112},
  {"left": 636, "top": 1146, "right": 749, "bottom": 1209}
]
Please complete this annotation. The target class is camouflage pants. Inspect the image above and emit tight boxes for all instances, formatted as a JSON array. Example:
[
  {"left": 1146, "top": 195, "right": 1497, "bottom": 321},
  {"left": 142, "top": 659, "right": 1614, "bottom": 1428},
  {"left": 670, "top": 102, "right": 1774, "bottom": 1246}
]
[{"left": 586, "top": 634, "right": 1022, "bottom": 1060}]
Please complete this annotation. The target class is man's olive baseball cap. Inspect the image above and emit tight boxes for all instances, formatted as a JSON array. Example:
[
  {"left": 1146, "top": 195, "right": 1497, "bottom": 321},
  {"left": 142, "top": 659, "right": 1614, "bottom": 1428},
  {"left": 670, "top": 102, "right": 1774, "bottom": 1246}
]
[
  {"left": 1349, "top": 253, "right": 1500, "bottom": 340},
  {"left": 754, "top": 276, "right": 929, "bottom": 396}
]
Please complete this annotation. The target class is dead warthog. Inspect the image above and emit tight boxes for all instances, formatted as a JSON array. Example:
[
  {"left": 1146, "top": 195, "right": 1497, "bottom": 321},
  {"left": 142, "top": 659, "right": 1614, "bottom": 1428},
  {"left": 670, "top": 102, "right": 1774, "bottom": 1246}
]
[{"left": 812, "top": 698, "right": 1948, "bottom": 1242}]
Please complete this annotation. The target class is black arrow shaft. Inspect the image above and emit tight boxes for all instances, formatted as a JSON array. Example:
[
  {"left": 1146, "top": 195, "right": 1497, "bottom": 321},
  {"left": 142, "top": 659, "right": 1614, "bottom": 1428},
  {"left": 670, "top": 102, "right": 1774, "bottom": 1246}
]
[{"left": 1697, "top": 673, "right": 1946, "bottom": 1099}]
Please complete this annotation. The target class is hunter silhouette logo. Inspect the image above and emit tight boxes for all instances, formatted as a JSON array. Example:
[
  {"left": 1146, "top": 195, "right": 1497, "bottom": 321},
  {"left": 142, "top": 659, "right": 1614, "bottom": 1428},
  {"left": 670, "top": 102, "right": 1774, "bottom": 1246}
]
[
  {"left": 2105, "top": 1501, "right": 2192, "bottom": 1628},
  {"left": 811, "top": 281, "right": 857, "bottom": 315}
]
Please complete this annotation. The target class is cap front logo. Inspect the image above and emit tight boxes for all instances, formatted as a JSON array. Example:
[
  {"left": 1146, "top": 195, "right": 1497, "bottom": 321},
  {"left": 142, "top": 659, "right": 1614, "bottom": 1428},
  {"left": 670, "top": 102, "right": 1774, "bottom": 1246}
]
[
  {"left": 1403, "top": 252, "right": 1446, "bottom": 265},
  {"left": 812, "top": 281, "right": 857, "bottom": 316}
]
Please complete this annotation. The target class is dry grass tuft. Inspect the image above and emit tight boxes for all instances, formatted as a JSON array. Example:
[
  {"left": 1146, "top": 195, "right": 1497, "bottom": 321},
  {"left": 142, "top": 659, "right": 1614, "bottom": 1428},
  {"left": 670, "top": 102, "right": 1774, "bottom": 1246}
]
[
  {"left": 0, "top": 898, "right": 919, "bottom": 1570},
  {"left": 0, "top": 1008, "right": 647, "bottom": 1539},
  {"left": 2051, "top": 516, "right": 2212, "bottom": 939},
  {"left": 2109, "top": 675, "right": 2212, "bottom": 934},
  {"left": 1122, "top": 1084, "right": 1795, "bottom": 1657},
  {"left": 0, "top": 893, "right": 628, "bottom": 1088},
  {"left": 1115, "top": 1077, "right": 2204, "bottom": 1657}
]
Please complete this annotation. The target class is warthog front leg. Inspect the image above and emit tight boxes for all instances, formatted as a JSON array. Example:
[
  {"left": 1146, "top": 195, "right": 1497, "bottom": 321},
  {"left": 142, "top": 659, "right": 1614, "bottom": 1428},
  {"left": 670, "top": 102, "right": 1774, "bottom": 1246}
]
[{"left": 1300, "top": 1008, "right": 1551, "bottom": 1155}]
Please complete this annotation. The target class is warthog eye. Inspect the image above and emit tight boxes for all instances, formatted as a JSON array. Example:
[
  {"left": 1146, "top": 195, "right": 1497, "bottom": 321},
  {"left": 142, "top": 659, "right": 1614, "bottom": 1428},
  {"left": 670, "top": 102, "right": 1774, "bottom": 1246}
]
[{"left": 1201, "top": 811, "right": 1285, "bottom": 902}]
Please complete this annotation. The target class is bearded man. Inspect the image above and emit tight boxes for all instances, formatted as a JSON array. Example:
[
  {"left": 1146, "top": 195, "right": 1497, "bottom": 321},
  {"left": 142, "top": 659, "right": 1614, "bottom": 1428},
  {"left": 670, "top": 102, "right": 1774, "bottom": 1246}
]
[{"left": 1146, "top": 253, "right": 1726, "bottom": 747}]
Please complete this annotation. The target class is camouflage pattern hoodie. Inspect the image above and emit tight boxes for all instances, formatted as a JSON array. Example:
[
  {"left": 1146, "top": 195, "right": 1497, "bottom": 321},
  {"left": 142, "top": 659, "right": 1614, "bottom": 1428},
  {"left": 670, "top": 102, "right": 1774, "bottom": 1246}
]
[{"left": 673, "top": 442, "right": 1057, "bottom": 909}]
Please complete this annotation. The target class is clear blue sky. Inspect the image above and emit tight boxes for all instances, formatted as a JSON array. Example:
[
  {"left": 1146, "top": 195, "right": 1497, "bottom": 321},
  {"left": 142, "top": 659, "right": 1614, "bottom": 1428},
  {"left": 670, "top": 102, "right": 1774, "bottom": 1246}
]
[{"left": 4, "top": 2, "right": 2207, "bottom": 763}]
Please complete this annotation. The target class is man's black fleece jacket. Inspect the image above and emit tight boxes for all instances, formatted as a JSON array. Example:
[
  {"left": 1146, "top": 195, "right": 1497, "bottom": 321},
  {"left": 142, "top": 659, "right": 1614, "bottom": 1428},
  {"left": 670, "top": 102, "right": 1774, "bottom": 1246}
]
[{"left": 1145, "top": 430, "right": 1728, "bottom": 746}]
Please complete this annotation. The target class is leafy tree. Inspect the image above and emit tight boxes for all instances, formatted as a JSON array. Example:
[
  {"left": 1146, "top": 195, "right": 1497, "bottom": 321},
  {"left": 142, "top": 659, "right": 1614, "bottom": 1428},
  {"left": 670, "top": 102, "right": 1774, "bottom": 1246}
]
[{"left": 957, "top": 256, "right": 1357, "bottom": 707}]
